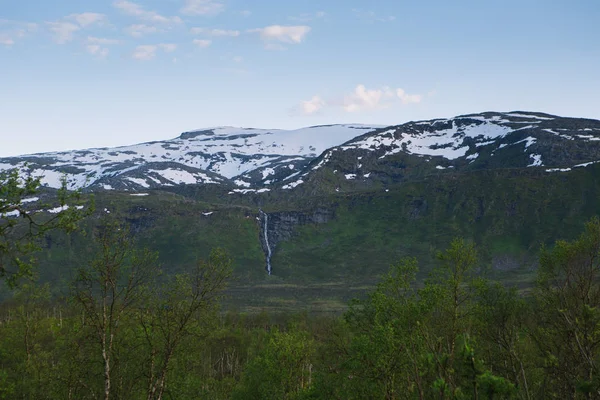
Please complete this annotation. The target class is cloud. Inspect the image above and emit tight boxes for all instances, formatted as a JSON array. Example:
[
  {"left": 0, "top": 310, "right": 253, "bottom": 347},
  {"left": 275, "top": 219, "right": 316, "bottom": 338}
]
[
  {"left": 46, "top": 12, "right": 107, "bottom": 44},
  {"left": 296, "top": 84, "right": 423, "bottom": 115},
  {"left": 47, "top": 21, "right": 81, "bottom": 43},
  {"left": 86, "top": 45, "right": 109, "bottom": 58},
  {"left": 342, "top": 85, "right": 422, "bottom": 112},
  {"left": 132, "top": 45, "right": 156, "bottom": 60},
  {"left": 0, "top": 21, "right": 37, "bottom": 46},
  {"left": 239, "top": 10, "right": 252, "bottom": 17},
  {"left": 126, "top": 24, "right": 159, "bottom": 37},
  {"left": 190, "top": 28, "right": 240, "bottom": 37},
  {"left": 87, "top": 36, "right": 121, "bottom": 45},
  {"left": 132, "top": 43, "right": 176, "bottom": 60},
  {"left": 0, "top": 35, "right": 15, "bottom": 46},
  {"left": 232, "top": 56, "right": 243, "bottom": 63},
  {"left": 343, "top": 85, "right": 396, "bottom": 112},
  {"left": 85, "top": 36, "right": 120, "bottom": 58},
  {"left": 289, "top": 11, "right": 326, "bottom": 22},
  {"left": 66, "top": 13, "right": 106, "bottom": 27},
  {"left": 132, "top": 45, "right": 157, "bottom": 60},
  {"left": 181, "top": 0, "right": 225, "bottom": 16},
  {"left": 192, "top": 39, "right": 212, "bottom": 48},
  {"left": 158, "top": 43, "right": 177, "bottom": 52},
  {"left": 114, "top": 1, "right": 182, "bottom": 24},
  {"left": 248, "top": 25, "right": 311, "bottom": 45},
  {"left": 396, "top": 88, "right": 423, "bottom": 105},
  {"left": 301, "top": 96, "right": 326, "bottom": 115}
]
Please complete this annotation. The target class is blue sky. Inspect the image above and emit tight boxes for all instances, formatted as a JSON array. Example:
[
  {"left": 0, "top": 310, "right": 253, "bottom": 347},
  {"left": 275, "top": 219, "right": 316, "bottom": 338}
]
[{"left": 1, "top": 0, "right": 599, "bottom": 156}]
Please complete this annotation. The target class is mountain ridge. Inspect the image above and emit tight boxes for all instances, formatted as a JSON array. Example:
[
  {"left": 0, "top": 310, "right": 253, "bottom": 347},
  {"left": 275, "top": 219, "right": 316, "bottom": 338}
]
[
  {"left": 4, "top": 111, "right": 600, "bottom": 310},
  {"left": 1, "top": 111, "right": 600, "bottom": 196}
]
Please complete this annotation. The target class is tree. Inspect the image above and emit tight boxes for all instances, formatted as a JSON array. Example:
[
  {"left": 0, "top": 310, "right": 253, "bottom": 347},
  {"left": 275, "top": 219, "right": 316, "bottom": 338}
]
[
  {"left": 533, "top": 217, "right": 600, "bottom": 398},
  {"left": 0, "top": 168, "right": 92, "bottom": 287},
  {"left": 417, "top": 238, "right": 480, "bottom": 397},
  {"left": 71, "top": 220, "right": 157, "bottom": 400},
  {"left": 140, "top": 248, "right": 232, "bottom": 400},
  {"left": 473, "top": 281, "right": 532, "bottom": 399},
  {"left": 336, "top": 257, "right": 426, "bottom": 400},
  {"left": 233, "top": 328, "right": 315, "bottom": 400}
]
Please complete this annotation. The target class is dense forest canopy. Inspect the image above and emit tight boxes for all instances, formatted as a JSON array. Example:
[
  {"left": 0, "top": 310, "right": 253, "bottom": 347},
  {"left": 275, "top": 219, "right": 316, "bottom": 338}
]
[{"left": 2, "top": 169, "right": 600, "bottom": 399}]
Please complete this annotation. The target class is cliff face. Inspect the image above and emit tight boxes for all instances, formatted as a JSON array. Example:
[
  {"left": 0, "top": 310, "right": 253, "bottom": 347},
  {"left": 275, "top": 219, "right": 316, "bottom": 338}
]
[{"left": 258, "top": 208, "right": 334, "bottom": 272}]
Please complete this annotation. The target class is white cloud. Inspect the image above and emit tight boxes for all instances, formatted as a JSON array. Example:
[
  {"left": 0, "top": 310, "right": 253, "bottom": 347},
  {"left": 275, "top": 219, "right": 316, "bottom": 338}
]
[
  {"left": 132, "top": 43, "right": 178, "bottom": 60},
  {"left": 181, "top": 0, "right": 225, "bottom": 16},
  {"left": 233, "top": 56, "right": 243, "bottom": 63},
  {"left": 342, "top": 85, "right": 422, "bottom": 112},
  {"left": 126, "top": 24, "right": 159, "bottom": 37},
  {"left": 114, "top": 1, "right": 182, "bottom": 24},
  {"left": 301, "top": 96, "right": 326, "bottom": 115},
  {"left": 343, "top": 84, "right": 395, "bottom": 112},
  {"left": 190, "top": 28, "right": 240, "bottom": 37},
  {"left": 248, "top": 25, "right": 311, "bottom": 44},
  {"left": 87, "top": 36, "right": 121, "bottom": 45},
  {"left": 0, "top": 21, "right": 37, "bottom": 46},
  {"left": 396, "top": 88, "right": 423, "bottom": 105},
  {"left": 86, "top": 44, "right": 109, "bottom": 58},
  {"left": 158, "top": 43, "right": 177, "bottom": 52},
  {"left": 46, "top": 12, "right": 107, "bottom": 44},
  {"left": 66, "top": 13, "right": 106, "bottom": 27},
  {"left": 296, "top": 84, "right": 424, "bottom": 115},
  {"left": 239, "top": 10, "right": 252, "bottom": 17},
  {"left": 47, "top": 21, "right": 80, "bottom": 44},
  {"left": 85, "top": 36, "right": 119, "bottom": 58},
  {"left": 0, "top": 35, "right": 15, "bottom": 46},
  {"left": 193, "top": 39, "right": 212, "bottom": 48},
  {"left": 132, "top": 44, "right": 157, "bottom": 60}
]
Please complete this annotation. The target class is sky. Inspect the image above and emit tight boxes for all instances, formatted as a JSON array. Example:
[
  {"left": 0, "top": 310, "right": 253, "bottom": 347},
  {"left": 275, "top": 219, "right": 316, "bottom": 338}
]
[{"left": 1, "top": 0, "right": 599, "bottom": 157}]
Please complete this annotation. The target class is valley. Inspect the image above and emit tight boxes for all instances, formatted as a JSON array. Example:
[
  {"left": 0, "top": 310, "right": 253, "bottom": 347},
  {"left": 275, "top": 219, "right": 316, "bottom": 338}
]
[{"left": 3, "top": 111, "right": 600, "bottom": 311}]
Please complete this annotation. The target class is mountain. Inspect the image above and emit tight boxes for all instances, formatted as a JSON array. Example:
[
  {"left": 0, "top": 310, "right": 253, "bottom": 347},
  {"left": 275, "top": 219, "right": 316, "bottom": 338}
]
[
  {"left": 3, "top": 111, "right": 600, "bottom": 311},
  {"left": 2, "top": 111, "right": 599, "bottom": 197},
  {"left": 0, "top": 124, "right": 381, "bottom": 192}
]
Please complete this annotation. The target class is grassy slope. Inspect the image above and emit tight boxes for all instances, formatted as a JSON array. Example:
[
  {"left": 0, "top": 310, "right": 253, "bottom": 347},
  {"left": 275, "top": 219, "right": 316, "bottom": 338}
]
[{"left": 20, "top": 165, "right": 600, "bottom": 312}]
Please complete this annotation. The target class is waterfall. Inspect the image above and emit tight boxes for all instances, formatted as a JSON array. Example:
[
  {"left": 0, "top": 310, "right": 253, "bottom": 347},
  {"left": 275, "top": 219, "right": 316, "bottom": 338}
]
[{"left": 259, "top": 209, "right": 272, "bottom": 275}]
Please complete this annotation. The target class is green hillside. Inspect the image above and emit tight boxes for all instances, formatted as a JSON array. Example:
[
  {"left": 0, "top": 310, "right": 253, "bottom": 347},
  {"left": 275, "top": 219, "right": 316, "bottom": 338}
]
[{"left": 19, "top": 162, "right": 600, "bottom": 312}]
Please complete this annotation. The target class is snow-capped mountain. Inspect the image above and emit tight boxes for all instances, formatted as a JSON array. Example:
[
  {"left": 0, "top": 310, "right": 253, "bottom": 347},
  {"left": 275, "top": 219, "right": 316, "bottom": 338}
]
[
  {"left": 290, "top": 111, "right": 600, "bottom": 190},
  {"left": 2, "top": 112, "right": 600, "bottom": 194},
  {"left": 339, "top": 111, "right": 600, "bottom": 164},
  {"left": 0, "top": 125, "right": 381, "bottom": 191}
]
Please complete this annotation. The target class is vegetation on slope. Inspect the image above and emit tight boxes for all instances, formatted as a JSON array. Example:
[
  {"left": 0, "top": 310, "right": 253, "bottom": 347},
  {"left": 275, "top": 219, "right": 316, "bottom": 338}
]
[{"left": 2, "top": 217, "right": 600, "bottom": 398}]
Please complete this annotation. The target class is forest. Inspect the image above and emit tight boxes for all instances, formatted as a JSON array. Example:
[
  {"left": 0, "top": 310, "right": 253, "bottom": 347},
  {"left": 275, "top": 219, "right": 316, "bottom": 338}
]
[{"left": 2, "top": 171, "right": 600, "bottom": 399}]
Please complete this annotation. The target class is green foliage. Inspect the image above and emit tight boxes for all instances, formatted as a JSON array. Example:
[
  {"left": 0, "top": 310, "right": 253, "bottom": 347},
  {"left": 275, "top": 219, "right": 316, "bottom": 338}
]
[
  {"left": 233, "top": 328, "right": 315, "bottom": 400},
  {"left": 4, "top": 203, "right": 600, "bottom": 398},
  {"left": 532, "top": 216, "right": 600, "bottom": 398},
  {"left": 0, "top": 168, "right": 93, "bottom": 287}
]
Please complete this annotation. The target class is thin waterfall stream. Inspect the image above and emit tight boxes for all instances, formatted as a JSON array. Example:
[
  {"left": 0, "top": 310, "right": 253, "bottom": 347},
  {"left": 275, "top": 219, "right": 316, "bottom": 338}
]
[{"left": 259, "top": 209, "right": 272, "bottom": 275}]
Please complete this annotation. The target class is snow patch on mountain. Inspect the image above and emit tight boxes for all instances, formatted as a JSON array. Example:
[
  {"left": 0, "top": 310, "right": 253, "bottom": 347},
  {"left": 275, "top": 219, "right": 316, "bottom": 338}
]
[
  {"left": 528, "top": 154, "right": 543, "bottom": 167},
  {"left": 282, "top": 179, "right": 304, "bottom": 190},
  {"left": 341, "top": 120, "right": 512, "bottom": 161},
  {"left": 506, "top": 113, "right": 554, "bottom": 120},
  {"left": 0, "top": 124, "right": 380, "bottom": 191}
]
